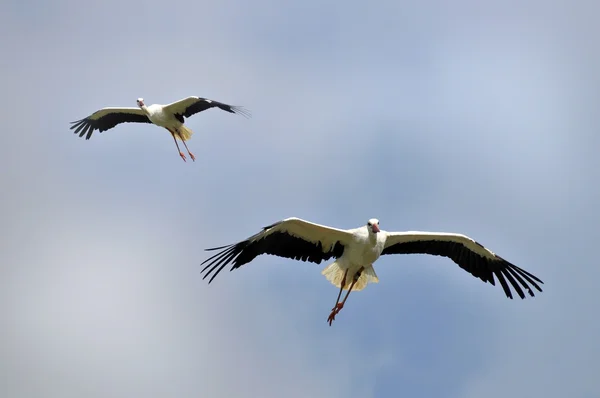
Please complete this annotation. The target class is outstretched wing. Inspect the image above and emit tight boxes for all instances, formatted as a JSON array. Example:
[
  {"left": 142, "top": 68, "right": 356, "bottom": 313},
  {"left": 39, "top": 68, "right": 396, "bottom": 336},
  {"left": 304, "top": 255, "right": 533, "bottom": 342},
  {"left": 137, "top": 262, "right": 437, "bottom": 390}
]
[
  {"left": 70, "top": 107, "right": 152, "bottom": 140},
  {"left": 163, "top": 96, "right": 251, "bottom": 122},
  {"left": 382, "top": 231, "right": 544, "bottom": 299},
  {"left": 201, "top": 217, "right": 353, "bottom": 283}
]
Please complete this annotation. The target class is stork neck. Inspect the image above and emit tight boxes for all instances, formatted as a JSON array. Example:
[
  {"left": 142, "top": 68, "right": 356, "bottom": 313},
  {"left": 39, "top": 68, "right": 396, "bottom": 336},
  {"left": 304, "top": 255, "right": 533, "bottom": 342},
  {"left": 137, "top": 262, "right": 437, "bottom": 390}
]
[{"left": 140, "top": 105, "right": 150, "bottom": 116}]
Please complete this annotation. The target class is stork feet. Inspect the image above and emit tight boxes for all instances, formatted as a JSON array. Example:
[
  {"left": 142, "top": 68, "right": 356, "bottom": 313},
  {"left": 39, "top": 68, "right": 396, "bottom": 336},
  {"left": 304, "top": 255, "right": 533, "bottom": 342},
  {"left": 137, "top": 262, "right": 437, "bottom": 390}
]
[
  {"left": 179, "top": 152, "right": 196, "bottom": 162},
  {"left": 327, "top": 302, "right": 344, "bottom": 326}
]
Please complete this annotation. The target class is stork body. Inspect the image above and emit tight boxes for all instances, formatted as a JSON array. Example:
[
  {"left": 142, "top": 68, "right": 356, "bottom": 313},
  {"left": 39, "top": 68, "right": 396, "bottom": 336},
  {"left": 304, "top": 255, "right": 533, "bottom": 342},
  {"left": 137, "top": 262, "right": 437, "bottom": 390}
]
[
  {"left": 201, "top": 217, "right": 544, "bottom": 326},
  {"left": 70, "top": 96, "right": 250, "bottom": 162},
  {"left": 137, "top": 99, "right": 197, "bottom": 161}
]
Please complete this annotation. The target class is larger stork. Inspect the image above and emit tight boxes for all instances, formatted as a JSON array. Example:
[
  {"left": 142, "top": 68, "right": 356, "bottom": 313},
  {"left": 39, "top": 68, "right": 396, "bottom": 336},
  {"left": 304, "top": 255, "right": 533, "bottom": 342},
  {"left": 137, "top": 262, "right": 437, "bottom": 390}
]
[
  {"left": 201, "top": 217, "right": 544, "bottom": 326},
  {"left": 70, "top": 96, "right": 250, "bottom": 162}
]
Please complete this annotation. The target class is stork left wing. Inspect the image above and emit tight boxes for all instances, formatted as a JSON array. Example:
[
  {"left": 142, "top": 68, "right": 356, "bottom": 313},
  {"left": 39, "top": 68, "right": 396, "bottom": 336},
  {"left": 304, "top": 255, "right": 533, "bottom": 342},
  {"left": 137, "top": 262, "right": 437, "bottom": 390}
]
[
  {"left": 382, "top": 231, "right": 544, "bottom": 299},
  {"left": 163, "top": 96, "right": 250, "bottom": 121}
]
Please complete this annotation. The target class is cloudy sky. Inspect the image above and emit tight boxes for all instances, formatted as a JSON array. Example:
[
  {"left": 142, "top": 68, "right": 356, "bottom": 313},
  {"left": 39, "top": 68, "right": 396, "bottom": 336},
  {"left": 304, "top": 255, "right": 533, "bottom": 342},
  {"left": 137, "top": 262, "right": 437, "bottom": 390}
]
[{"left": 1, "top": 0, "right": 599, "bottom": 397}]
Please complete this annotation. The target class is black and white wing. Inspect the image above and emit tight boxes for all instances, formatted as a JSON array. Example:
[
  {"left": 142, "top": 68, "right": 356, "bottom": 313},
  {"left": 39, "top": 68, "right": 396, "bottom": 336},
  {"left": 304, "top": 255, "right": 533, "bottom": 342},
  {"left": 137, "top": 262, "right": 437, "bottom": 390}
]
[
  {"left": 201, "top": 217, "right": 353, "bottom": 283},
  {"left": 70, "top": 107, "right": 152, "bottom": 140},
  {"left": 163, "top": 96, "right": 251, "bottom": 122},
  {"left": 382, "top": 231, "right": 544, "bottom": 299}
]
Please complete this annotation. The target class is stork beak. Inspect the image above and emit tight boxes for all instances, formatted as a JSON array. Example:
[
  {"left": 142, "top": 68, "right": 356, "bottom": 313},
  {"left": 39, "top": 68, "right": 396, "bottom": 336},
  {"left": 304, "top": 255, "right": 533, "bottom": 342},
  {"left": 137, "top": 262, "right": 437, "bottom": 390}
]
[{"left": 372, "top": 224, "right": 380, "bottom": 233}]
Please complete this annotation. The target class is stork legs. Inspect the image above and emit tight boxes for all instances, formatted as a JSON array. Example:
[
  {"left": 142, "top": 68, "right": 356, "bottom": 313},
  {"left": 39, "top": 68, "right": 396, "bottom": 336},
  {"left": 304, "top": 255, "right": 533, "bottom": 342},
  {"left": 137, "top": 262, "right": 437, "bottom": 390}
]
[
  {"left": 327, "top": 266, "right": 364, "bottom": 326},
  {"left": 168, "top": 129, "right": 195, "bottom": 162},
  {"left": 181, "top": 140, "right": 196, "bottom": 162}
]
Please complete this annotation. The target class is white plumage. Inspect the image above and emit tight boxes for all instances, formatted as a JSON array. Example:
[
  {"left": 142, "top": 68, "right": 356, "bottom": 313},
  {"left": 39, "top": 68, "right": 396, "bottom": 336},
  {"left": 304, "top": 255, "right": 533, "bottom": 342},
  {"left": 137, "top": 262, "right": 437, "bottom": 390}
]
[
  {"left": 70, "top": 96, "right": 250, "bottom": 162},
  {"left": 201, "top": 217, "right": 544, "bottom": 325}
]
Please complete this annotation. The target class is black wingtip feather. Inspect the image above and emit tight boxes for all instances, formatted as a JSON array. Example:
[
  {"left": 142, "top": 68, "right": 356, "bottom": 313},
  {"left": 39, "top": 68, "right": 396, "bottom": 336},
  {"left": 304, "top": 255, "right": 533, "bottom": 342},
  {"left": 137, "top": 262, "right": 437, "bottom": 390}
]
[
  {"left": 381, "top": 239, "right": 544, "bottom": 300},
  {"left": 200, "top": 230, "right": 345, "bottom": 284},
  {"left": 68, "top": 112, "right": 152, "bottom": 139},
  {"left": 231, "top": 106, "right": 252, "bottom": 119}
]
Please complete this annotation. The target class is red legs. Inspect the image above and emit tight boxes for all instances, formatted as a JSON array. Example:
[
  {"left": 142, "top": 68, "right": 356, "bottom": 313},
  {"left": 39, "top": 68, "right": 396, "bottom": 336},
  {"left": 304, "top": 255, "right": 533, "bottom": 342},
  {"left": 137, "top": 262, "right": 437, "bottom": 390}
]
[
  {"left": 327, "top": 266, "right": 365, "bottom": 326},
  {"left": 326, "top": 271, "right": 347, "bottom": 326},
  {"left": 168, "top": 129, "right": 187, "bottom": 162},
  {"left": 180, "top": 139, "right": 195, "bottom": 162},
  {"left": 331, "top": 269, "right": 348, "bottom": 311}
]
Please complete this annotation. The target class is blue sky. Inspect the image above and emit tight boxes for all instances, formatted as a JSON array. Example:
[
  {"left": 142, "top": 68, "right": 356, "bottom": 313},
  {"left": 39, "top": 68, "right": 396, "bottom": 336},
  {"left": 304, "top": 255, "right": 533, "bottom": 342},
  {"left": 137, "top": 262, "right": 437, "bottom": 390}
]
[{"left": 1, "top": 0, "right": 599, "bottom": 397}]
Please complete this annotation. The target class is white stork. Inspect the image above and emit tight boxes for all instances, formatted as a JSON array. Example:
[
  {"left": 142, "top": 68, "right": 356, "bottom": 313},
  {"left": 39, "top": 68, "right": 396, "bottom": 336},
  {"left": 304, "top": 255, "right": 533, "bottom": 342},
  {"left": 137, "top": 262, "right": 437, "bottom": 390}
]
[
  {"left": 201, "top": 217, "right": 544, "bottom": 326},
  {"left": 70, "top": 96, "right": 250, "bottom": 162}
]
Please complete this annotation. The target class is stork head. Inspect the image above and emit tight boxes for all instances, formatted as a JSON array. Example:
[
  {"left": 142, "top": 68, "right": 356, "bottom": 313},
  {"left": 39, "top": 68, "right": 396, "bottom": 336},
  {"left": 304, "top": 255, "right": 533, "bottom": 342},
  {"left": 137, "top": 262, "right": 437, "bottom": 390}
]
[
  {"left": 136, "top": 98, "right": 145, "bottom": 107},
  {"left": 367, "top": 218, "right": 380, "bottom": 234}
]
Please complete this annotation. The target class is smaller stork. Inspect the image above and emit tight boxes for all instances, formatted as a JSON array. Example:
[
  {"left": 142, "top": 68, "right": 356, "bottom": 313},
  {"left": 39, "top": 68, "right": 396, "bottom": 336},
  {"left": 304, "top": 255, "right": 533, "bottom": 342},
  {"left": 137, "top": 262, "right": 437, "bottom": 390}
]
[{"left": 70, "top": 96, "right": 250, "bottom": 162}]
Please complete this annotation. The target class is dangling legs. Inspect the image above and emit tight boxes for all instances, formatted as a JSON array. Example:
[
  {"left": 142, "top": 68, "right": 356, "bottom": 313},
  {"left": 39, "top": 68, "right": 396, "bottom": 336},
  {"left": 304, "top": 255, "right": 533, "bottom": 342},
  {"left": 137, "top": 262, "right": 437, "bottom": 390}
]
[
  {"left": 338, "top": 266, "right": 365, "bottom": 308},
  {"left": 327, "top": 266, "right": 364, "bottom": 326},
  {"left": 180, "top": 138, "right": 196, "bottom": 162},
  {"left": 168, "top": 129, "right": 187, "bottom": 162},
  {"left": 331, "top": 269, "right": 349, "bottom": 312}
]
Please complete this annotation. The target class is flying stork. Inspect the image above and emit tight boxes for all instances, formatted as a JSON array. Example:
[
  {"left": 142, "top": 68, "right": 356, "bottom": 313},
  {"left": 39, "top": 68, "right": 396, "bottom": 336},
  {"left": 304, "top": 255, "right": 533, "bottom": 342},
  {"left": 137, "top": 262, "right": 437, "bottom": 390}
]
[
  {"left": 70, "top": 96, "right": 250, "bottom": 162},
  {"left": 200, "top": 217, "right": 544, "bottom": 326}
]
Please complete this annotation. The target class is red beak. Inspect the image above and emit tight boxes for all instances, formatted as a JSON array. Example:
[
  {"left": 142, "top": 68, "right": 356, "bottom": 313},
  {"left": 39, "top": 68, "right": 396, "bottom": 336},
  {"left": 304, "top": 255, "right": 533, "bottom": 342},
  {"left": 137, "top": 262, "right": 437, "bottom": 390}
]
[{"left": 372, "top": 224, "right": 380, "bottom": 233}]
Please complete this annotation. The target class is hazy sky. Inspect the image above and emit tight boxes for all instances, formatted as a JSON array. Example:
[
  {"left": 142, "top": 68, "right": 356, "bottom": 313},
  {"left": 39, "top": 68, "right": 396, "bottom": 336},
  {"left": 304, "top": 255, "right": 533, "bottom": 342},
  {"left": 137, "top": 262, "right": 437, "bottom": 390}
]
[{"left": 1, "top": 0, "right": 599, "bottom": 397}]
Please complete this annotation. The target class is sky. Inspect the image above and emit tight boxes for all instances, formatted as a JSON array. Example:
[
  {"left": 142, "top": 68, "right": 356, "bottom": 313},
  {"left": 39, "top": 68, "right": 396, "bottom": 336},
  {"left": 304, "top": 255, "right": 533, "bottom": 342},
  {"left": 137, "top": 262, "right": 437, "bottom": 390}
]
[{"left": 1, "top": 0, "right": 599, "bottom": 397}]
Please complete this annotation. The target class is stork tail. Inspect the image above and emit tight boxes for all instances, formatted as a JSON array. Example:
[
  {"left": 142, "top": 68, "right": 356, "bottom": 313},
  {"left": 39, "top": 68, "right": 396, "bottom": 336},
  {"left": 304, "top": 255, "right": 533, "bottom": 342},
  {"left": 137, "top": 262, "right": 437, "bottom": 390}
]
[
  {"left": 321, "top": 262, "right": 379, "bottom": 292},
  {"left": 177, "top": 125, "right": 194, "bottom": 141}
]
